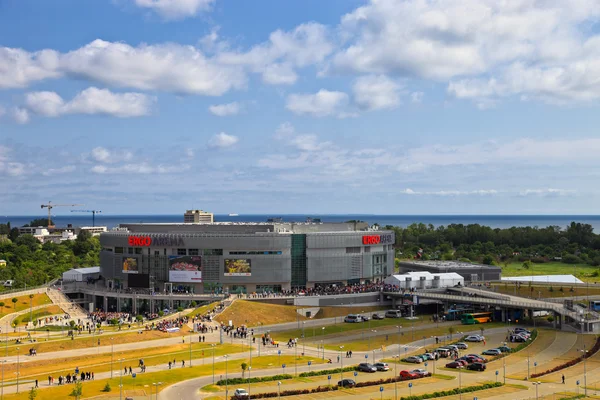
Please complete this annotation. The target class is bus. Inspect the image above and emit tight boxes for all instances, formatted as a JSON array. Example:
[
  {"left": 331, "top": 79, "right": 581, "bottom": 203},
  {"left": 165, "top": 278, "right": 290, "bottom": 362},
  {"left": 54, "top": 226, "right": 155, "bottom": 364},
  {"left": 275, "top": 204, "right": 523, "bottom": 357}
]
[
  {"left": 444, "top": 308, "right": 474, "bottom": 321},
  {"left": 461, "top": 312, "right": 493, "bottom": 325},
  {"left": 591, "top": 301, "right": 600, "bottom": 312}
]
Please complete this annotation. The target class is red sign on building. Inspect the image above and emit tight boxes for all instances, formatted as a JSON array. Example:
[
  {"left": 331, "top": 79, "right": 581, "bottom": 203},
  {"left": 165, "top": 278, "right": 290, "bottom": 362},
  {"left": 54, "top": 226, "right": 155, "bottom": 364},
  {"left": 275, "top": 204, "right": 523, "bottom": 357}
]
[
  {"left": 128, "top": 236, "right": 152, "bottom": 247},
  {"left": 362, "top": 235, "right": 381, "bottom": 245}
]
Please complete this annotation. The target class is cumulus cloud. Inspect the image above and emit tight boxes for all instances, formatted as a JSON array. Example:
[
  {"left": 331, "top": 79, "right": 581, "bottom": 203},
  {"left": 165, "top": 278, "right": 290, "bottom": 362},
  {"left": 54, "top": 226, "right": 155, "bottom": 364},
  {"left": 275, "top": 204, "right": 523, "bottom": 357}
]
[
  {"left": 411, "top": 92, "right": 424, "bottom": 103},
  {"left": 11, "top": 108, "right": 29, "bottom": 124},
  {"left": 91, "top": 163, "right": 190, "bottom": 174},
  {"left": 42, "top": 166, "right": 76, "bottom": 176},
  {"left": 132, "top": 0, "right": 215, "bottom": 20},
  {"left": 208, "top": 101, "right": 241, "bottom": 116},
  {"left": 90, "top": 147, "right": 134, "bottom": 164},
  {"left": 208, "top": 132, "right": 239, "bottom": 148},
  {"left": 519, "top": 188, "right": 575, "bottom": 197},
  {"left": 24, "top": 87, "right": 154, "bottom": 118},
  {"left": 0, "top": 47, "right": 61, "bottom": 89},
  {"left": 352, "top": 75, "right": 401, "bottom": 111},
  {"left": 217, "top": 22, "right": 332, "bottom": 85},
  {"left": 286, "top": 89, "right": 350, "bottom": 117}
]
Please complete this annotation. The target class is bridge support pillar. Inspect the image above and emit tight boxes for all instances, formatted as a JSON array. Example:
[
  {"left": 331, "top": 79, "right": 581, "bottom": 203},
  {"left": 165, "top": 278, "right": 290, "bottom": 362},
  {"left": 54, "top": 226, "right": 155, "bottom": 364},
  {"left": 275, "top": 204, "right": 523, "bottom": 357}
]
[
  {"left": 501, "top": 308, "right": 506, "bottom": 322},
  {"left": 117, "top": 296, "right": 121, "bottom": 312},
  {"left": 391, "top": 297, "right": 397, "bottom": 309},
  {"left": 132, "top": 297, "right": 137, "bottom": 315},
  {"left": 103, "top": 296, "right": 108, "bottom": 312}
]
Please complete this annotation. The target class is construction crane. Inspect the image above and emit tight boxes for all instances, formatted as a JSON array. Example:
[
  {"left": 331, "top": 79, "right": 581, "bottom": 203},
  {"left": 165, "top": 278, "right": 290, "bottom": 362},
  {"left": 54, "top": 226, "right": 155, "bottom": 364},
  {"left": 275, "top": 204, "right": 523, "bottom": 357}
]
[
  {"left": 40, "top": 202, "right": 83, "bottom": 228},
  {"left": 71, "top": 210, "right": 102, "bottom": 227}
]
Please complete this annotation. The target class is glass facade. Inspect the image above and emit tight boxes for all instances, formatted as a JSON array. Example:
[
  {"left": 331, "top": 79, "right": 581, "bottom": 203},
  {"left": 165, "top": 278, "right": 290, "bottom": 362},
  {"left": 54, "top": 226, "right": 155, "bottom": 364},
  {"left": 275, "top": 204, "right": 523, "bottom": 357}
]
[{"left": 291, "top": 234, "right": 307, "bottom": 288}]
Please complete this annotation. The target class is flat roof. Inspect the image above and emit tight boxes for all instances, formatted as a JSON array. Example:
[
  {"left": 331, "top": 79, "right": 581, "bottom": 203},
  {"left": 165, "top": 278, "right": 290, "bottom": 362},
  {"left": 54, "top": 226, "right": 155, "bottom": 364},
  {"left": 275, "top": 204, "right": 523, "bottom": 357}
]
[
  {"left": 400, "top": 260, "right": 500, "bottom": 269},
  {"left": 502, "top": 275, "right": 583, "bottom": 284}
]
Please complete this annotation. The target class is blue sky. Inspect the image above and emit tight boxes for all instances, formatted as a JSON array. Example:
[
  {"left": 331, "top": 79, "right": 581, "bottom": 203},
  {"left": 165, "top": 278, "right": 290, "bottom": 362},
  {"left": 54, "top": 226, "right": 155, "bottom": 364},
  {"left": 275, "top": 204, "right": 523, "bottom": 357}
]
[{"left": 2, "top": 0, "right": 600, "bottom": 215}]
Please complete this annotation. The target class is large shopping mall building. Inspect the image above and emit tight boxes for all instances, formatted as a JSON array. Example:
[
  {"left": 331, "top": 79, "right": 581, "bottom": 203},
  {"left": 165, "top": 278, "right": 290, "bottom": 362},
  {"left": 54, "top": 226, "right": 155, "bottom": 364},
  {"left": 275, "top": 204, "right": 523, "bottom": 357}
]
[{"left": 99, "top": 222, "right": 395, "bottom": 294}]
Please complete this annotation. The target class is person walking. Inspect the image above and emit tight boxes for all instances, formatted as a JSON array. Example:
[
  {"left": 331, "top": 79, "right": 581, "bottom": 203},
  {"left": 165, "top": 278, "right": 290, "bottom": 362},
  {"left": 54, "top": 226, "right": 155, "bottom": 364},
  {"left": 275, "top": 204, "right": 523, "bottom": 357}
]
[
  {"left": 562, "top": 374, "right": 565, "bottom": 384},
  {"left": 35, "top": 379, "right": 38, "bottom": 388}
]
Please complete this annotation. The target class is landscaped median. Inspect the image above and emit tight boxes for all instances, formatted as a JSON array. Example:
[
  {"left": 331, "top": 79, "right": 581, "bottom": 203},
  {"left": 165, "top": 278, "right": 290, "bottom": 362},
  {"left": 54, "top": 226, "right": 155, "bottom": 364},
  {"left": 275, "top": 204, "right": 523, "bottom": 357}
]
[
  {"left": 228, "top": 381, "right": 505, "bottom": 399},
  {"left": 530, "top": 335, "right": 600, "bottom": 379}
]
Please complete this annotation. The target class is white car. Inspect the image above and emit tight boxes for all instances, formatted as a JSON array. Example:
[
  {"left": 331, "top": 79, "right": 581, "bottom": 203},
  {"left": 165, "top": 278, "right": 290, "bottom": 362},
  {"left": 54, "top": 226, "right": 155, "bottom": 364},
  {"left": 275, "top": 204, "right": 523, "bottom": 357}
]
[
  {"left": 234, "top": 388, "right": 249, "bottom": 398},
  {"left": 465, "top": 335, "right": 484, "bottom": 342},
  {"left": 374, "top": 362, "right": 390, "bottom": 371},
  {"left": 456, "top": 342, "right": 469, "bottom": 349}
]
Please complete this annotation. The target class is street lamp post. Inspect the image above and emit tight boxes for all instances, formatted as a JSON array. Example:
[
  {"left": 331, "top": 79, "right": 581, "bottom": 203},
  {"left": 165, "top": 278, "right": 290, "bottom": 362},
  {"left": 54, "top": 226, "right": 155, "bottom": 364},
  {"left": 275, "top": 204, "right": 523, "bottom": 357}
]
[
  {"left": 302, "top": 322, "right": 305, "bottom": 356},
  {"left": 111, "top": 337, "right": 114, "bottom": 379},
  {"left": 119, "top": 358, "right": 124, "bottom": 400},
  {"left": 211, "top": 344, "right": 216, "bottom": 384},
  {"left": 503, "top": 342, "right": 507, "bottom": 384},
  {"left": 277, "top": 381, "right": 281, "bottom": 400},
  {"left": 248, "top": 366, "right": 252, "bottom": 395},
  {"left": 321, "top": 327, "right": 325, "bottom": 359},
  {"left": 339, "top": 346, "right": 344, "bottom": 384},
  {"left": 532, "top": 381, "right": 541, "bottom": 400},
  {"left": 152, "top": 382, "right": 162, "bottom": 400},
  {"left": 225, "top": 355, "right": 229, "bottom": 400},
  {"left": 580, "top": 317, "right": 588, "bottom": 398},
  {"left": 1, "top": 359, "right": 6, "bottom": 400},
  {"left": 294, "top": 337, "right": 297, "bottom": 376},
  {"left": 395, "top": 325, "right": 402, "bottom": 400},
  {"left": 189, "top": 330, "right": 192, "bottom": 367},
  {"left": 15, "top": 348, "right": 19, "bottom": 394}
]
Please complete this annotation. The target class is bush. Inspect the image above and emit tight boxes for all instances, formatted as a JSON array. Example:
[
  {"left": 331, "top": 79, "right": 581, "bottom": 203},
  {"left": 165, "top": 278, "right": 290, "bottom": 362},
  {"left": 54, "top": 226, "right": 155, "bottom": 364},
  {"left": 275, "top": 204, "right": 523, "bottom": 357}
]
[
  {"left": 531, "top": 336, "right": 600, "bottom": 378},
  {"left": 547, "top": 315, "right": 555, "bottom": 322},
  {"left": 299, "top": 366, "right": 357, "bottom": 378},
  {"left": 102, "top": 383, "right": 111, "bottom": 392}
]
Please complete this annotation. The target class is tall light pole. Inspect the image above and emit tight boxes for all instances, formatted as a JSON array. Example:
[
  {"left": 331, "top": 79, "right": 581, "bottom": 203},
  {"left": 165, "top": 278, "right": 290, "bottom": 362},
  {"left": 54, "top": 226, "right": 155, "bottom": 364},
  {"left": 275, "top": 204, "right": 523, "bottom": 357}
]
[
  {"left": 277, "top": 381, "right": 281, "bottom": 400},
  {"left": 111, "top": 337, "right": 114, "bottom": 378},
  {"left": 503, "top": 342, "right": 507, "bottom": 384},
  {"left": 302, "top": 322, "right": 306, "bottom": 357},
  {"left": 321, "top": 327, "right": 325, "bottom": 359},
  {"left": 581, "top": 317, "right": 588, "bottom": 398},
  {"left": 189, "top": 329, "right": 192, "bottom": 367},
  {"left": 225, "top": 355, "right": 229, "bottom": 400},
  {"left": 15, "top": 348, "right": 19, "bottom": 394},
  {"left": 395, "top": 325, "right": 402, "bottom": 400},
  {"left": 339, "top": 345, "right": 344, "bottom": 384},
  {"left": 119, "top": 358, "right": 124, "bottom": 400},
  {"left": 294, "top": 337, "right": 297, "bottom": 376},
  {"left": 248, "top": 366, "right": 252, "bottom": 396},
  {"left": 532, "top": 381, "right": 541, "bottom": 400},
  {"left": 152, "top": 382, "right": 162, "bottom": 400},
  {"left": 1, "top": 359, "right": 6, "bottom": 400},
  {"left": 211, "top": 344, "right": 216, "bottom": 384}
]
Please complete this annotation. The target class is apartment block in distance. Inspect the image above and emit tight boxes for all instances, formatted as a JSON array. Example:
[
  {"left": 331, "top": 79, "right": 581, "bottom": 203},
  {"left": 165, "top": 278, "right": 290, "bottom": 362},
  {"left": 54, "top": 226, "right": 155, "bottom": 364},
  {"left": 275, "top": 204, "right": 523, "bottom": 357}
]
[{"left": 184, "top": 210, "right": 214, "bottom": 223}]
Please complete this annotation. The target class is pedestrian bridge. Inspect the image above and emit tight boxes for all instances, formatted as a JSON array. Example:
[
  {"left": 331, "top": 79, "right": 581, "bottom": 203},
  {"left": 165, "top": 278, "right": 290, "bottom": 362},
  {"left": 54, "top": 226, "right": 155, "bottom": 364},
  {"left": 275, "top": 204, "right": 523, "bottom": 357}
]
[{"left": 383, "top": 287, "right": 600, "bottom": 333}]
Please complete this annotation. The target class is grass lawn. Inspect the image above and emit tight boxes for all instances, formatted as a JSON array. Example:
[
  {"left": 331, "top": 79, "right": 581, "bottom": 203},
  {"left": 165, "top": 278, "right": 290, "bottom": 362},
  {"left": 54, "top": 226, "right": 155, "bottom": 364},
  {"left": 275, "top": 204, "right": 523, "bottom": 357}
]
[
  {"left": 1, "top": 326, "right": 193, "bottom": 357},
  {"left": 1, "top": 355, "right": 325, "bottom": 400},
  {"left": 500, "top": 262, "right": 600, "bottom": 283},
  {"left": 269, "top": 315, "right": 445, "bottom": 343},
  {"left": 215, "top": 300, "right": 309, "bottom": 327},
  {"left": 188, "top": 301, "right": 220, "bottom": 317},
  {"left": 0, "top": 293, "right": 52, "bottom": 318},
  {"left": 315, "top": 306, "right": 388, "bottom": 319},
  {"left": 14, "top": 305, "right": 64, "bottom": 325},
  {"left": 8, "top": 343, "right": 245, "bottom": 384},
  {"left": 492, "top": 282, "right": 600, "bottom": 299}
]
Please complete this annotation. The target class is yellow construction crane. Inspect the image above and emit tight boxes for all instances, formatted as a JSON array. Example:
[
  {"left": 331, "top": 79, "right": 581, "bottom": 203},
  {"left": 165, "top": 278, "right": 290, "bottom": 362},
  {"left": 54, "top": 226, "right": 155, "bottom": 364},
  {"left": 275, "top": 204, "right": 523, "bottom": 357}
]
[{"left": 40, "top": 201, "right": 83, "bottom": 228}]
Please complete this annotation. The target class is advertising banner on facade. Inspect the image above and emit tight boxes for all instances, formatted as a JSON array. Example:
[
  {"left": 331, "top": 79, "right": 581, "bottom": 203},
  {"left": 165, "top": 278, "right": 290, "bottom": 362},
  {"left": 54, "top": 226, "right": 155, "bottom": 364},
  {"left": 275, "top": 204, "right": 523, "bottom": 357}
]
[
  {"left": 122, "top": 257, "right": 139, "bottom": 274},
  {"left": 224, "top": 259, "right": 252, "bottom": 276},
  {"left": 168, "top": 256, "right": 203, "bottom": 283}
]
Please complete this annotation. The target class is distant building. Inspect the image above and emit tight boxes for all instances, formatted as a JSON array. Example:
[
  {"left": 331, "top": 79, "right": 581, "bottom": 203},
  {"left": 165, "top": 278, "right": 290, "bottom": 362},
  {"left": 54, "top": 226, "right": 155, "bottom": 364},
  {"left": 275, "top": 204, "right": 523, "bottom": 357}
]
[
  {"left": 62, "top": 266, "right": 100, "bottom": 282},
  {"left": 184, "top": 210, "right": 214, "bottom": 223},
  {"left": 384, "top": 271, "right": 464, "bottom": 289},
  {"left": 398, "top": 260, "right": 501, "bottom": 282},
  {"left": 77, "top": 226, "right": 107, "bottom": 236}
]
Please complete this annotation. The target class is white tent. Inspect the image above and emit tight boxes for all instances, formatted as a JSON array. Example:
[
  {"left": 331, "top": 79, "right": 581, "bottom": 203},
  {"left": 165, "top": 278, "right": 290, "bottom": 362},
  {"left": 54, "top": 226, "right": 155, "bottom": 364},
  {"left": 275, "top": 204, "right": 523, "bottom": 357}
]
[
  {"left": 384, "top": 271, "right": 464, "bottom": 289},
  {"left": 62, "top": 267, "right": 100, "bottom": 282}
]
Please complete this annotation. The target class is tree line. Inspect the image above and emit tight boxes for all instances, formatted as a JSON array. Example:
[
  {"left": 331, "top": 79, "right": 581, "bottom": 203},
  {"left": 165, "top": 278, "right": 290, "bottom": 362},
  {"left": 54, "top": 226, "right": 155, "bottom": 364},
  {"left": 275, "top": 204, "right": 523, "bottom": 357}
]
[
  {"left": 384, "top": 222, "right": 600, "bottom": 266},
  {"left": 0, "top": 220, "right": 100, "bottom": 288}
]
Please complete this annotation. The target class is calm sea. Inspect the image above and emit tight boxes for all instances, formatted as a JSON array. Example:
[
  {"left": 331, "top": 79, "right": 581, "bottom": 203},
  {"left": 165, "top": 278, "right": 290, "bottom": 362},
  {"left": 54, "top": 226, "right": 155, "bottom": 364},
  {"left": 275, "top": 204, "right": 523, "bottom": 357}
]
[{"left": 1, "top": 214, "right": 600, "bottom": 231}]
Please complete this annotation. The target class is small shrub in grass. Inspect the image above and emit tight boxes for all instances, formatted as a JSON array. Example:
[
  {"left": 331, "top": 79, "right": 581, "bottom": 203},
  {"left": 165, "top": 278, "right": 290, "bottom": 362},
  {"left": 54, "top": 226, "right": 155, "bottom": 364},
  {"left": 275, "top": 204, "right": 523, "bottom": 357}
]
[{"left": 102, "top": 383, "right": 111, "bottom": 392}]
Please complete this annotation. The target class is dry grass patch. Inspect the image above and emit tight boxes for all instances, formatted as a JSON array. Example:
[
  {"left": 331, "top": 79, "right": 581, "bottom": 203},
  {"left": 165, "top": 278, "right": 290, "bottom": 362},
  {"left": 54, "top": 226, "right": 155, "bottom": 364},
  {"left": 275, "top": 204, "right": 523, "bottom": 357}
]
[
  {"left": 215, "top": 300, "right": 308, "bottom": 327},
  {"left": 14, "top": 305, "right": 64, "bottom": 325},
  {"left": 0, "top": 293, "right": 52, "bottom": 317}
]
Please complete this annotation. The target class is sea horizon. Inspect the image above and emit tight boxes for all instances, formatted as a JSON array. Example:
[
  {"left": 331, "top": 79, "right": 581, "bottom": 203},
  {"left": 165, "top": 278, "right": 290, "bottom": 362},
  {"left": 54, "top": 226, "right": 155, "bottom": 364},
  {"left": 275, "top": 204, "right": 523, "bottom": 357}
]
[{"left": 2, "top": 214, "right": 600, "bottom": 231}]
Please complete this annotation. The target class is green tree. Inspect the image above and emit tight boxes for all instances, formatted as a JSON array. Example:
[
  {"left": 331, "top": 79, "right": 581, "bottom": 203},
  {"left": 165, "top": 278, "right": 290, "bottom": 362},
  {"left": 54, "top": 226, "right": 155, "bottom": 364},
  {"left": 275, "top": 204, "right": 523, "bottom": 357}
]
[
  {"left": 28, "top": 218, "right": 51, "bottom": 227},
  {"left": 241, "top": 362, "right": 248, "bottom": 378},
  {"left": 70, "top": 381, "right": 83, "bottom": 399},
  {"left": 0, "top": 301, "right": 5, "bottom": 315},
  {"left": 28, "top": 387, "right": 37, "bottom": 400},
  {"left": 11, "top": 297, "right": 18, "bottom": 310},
  {"left": 448, "top": 326, "right": 454, "bottom": 340},
  {"left": 522, "top": 261, "right": 531, "bottom": 270}
]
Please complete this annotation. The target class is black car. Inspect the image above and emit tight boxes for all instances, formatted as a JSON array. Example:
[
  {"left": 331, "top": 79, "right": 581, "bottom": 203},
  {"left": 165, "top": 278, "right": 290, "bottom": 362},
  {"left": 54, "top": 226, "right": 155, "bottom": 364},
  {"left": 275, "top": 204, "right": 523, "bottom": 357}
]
[
  {"left": 358, "top": 363, "right": 377, "bottom": 372},
  {"left": 338, "top": 379, "right": 356, "bottom": 388},
  {"left": 467, "top": 362, "right": 486, "bottom": 371}
]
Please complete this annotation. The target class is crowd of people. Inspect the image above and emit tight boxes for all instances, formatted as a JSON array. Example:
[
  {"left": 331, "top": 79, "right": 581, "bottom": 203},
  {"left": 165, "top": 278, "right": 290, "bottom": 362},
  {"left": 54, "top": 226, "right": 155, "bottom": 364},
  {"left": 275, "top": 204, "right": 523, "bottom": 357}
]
[{"left": 47, "top": 370, "right": 94, "bottom": 386}]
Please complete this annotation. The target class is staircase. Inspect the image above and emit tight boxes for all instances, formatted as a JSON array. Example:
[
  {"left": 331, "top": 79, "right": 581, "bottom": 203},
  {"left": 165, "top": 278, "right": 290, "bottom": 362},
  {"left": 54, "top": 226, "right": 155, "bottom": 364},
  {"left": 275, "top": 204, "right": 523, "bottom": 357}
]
[{"left": 47, "top": 288, "right": 88, "bottom": 320}]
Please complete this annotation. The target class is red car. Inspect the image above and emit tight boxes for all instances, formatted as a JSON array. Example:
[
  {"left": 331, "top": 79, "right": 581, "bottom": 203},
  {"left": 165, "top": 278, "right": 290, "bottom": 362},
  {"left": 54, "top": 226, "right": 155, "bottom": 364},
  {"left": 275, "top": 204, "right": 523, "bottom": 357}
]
[
  {"left": 400, "top": 370, "right": 419, "bottom": 379},
  {"left": 445, "top": 361, "right": 464, "bottom": 369}
]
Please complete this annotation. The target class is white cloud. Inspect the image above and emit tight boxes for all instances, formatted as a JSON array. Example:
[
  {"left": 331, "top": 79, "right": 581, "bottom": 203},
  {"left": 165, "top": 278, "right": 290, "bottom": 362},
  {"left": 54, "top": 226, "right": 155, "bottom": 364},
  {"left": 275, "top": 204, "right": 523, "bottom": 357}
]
[
  {"left": 290, "top": 134, "right": 333, "bottom": 152},
  {"left": 91, "top": 163, "right": 190, "bottom": 174},
  {"left": 274, "top": 122, "right": 295, "bottom": 140},
  {"left": 519, "top": 188, "right": 575, "bottom": 197},
  {"left": 352, "top": 75, "right": 400, "bottom": 111},
  {"left": 90, "top": 147, "right": 133, "bottom": 164},
  {"left": 60, "top": 39, "right": 245, "bottom": 96},
  {"left": 208, "top": 132, "right": 239, "bottom": 148},
  {"left": 208, "top": 101, "right": 241, "bottom": 116},
  {"left": 133, "top": 0, "right": 215, "bottom": 20},
  {"left": 401, "top": 188, "right": 499, "bottom": 196},
  {"left": 286, "top": 89, "right": 350, "bottom": 117},
  {"left": 217, "top": 22, "right": 332, "bottom": 85},
  {"left": 24, "top": 87, "right": 154, "bottom": 118},
  {"left": 0, "top": 47, "right": 60, "bottom": 89},
  {"left": 11, "top": 108, "right": 29, "bottom": 124},
  {"left": 42, "top": 166, "right": 76, "bottom": 176},
  {"left": 411, "top": 92, "right": 424, "bottom": 103}
]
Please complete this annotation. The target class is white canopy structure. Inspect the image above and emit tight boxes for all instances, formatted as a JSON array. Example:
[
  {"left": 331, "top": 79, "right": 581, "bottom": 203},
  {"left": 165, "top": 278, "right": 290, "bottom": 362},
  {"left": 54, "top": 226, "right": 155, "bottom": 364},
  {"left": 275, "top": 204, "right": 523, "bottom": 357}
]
[
  {"left": 62, "top": 267, "right": 100, "bottom": 282},
  {"left": 384, "top": 271, "right": 464, "bottom": 289}
]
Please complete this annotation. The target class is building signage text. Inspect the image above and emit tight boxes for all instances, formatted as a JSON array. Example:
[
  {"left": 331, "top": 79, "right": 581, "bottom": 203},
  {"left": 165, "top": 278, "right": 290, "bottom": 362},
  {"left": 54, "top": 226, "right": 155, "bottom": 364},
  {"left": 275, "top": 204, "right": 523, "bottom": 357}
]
[
  {"left": 128, "top": 236, "right": 185, "bottom": 247},
  {"left": 362, "top": 234, "right": 394, "bottom": 245}
]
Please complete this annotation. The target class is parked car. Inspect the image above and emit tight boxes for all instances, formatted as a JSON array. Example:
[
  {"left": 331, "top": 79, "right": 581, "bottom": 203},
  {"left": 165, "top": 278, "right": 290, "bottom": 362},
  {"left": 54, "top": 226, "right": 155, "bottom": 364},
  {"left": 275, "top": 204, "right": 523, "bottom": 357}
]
[
  {"left": 338, "top": 379, "right": 356, "bottom": 388},
  {"left": 467, "top": 362, "right": 487, "bottom": 371},
  {"left": 436, "top": 348, "right": 451, "bottom": 357},
  {"left": 410, "top": 369, "right": 430, "bottom": 377},
  {"left": 447, "top": 345, "right": 459, "bottom": 352},
  {"left": 514, "top": 328, "right": 530, "bottom": 334},
  {"left": 344, "top": 314, "right": 361, "bottom": 323},
  {"left": 404, "top": 356, "right": 423, "bottom": 364},
  {"left": 467, "top": 354, "right": 487, "bottom": 362},
  {"left": 374, "top": 362, "right": 390, "bottom": 371},
  {"left": 465, "top": 335, "right": 484, "bottom": 342},
  {"left": 482, "top": 349, "right": 502, "bottom": 356},
  {"left": 359, "top": 314, "right": 371, "bottom": 322},
  {"left": 510, "top": 334, "right": 527, "bottom": 342},
  {"left": 419, "top": 353, "right": 433, "bottom": 361},
  {"left": 385, "top": 310, "right": 402, "bottom": 318},
  {"left": 358, "top": 363, "right": 377, "bottom": 372},
  {"left": 400, "top": 370, "right": 419, "bottom": 379},
  {"left": 372, "top": 313, "right": 385, "bottom": 320},
  {"left": 234, "top": 388, "right": 249, "bottom": 398},
  {"left": 455, "top": 342, "right": 469, "bottom": 349},
  {"left": 445, "top": 361, "right": 464, "bottom": 369},
  {"left": 498, "top": 346, "right": 511, "bottom": 353}
]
